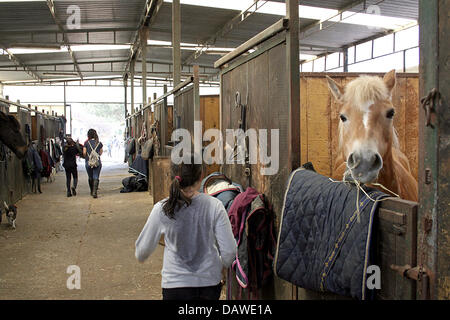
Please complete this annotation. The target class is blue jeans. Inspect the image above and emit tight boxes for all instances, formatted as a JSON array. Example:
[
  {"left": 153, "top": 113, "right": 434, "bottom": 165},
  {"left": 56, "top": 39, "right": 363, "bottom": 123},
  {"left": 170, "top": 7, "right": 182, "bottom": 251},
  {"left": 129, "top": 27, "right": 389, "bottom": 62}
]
[{"left": 85, "top": 161, "right": 102, "bottom": 180}]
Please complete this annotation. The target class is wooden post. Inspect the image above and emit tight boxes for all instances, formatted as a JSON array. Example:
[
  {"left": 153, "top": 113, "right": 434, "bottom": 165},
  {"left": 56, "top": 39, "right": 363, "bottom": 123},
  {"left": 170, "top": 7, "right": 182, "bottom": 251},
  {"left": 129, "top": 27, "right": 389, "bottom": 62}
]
[
  {"left": 343, "top": 48, "right": 349, "bottom": 72},
  {"left": 124, "top": 76, "right": 128, "bottom": 119},
  {"left": 69, "top": 105, "right": 72, "bottom": 135},
  {"left": 193, "top": 64, "right": 200, "bottom": 122},
  {"left": 131, "top": 59, "right": 135, "bottom": 114},
  {"left": 172, "top": 0, "right": 181, "bottom": 127},
  {"left": 63, "top": 82, "right": 66, "bottom": 117},
  {"left": 141, "top": 27, "right": 149, "bottom": 108},
  {"left": 286, "top": 0, "right": 301, "bottom": 301},
  {"left": 172, "top": 0, "right": 181, "bottom": 87},
  {"left": 418, "top": 0, "right": 450, "bottom": 300},
  {"left": 286, "top": 0, "right": 300, "bottom": 172},
  {"left": 161, "top": 84, "right": 168, "bottom": 156}
]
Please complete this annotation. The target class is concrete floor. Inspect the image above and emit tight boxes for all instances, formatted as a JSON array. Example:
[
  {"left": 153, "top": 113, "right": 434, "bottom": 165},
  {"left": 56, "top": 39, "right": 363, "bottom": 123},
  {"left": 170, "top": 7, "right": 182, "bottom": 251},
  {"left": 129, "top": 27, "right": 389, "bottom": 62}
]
[{"left": 0, "top": 161, "right": 164, "bottom": 300}]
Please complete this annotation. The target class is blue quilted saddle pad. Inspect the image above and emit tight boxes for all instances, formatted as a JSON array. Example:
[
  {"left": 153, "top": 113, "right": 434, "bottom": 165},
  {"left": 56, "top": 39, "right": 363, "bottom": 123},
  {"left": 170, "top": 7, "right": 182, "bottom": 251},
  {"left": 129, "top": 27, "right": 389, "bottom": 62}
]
[{"left": 274, "top": 168, "right": 387, "bottom": 300}]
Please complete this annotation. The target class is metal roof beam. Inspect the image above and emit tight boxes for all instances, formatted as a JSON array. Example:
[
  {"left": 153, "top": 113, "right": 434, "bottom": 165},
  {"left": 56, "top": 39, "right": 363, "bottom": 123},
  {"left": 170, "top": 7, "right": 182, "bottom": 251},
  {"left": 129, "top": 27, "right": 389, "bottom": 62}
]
[
  {"left": 0, "top": 47, "right": 42, "bottom": 82},
  {"left": 184, "top": 0, "right": 269, "bottom": 66},
  {"left": 123, "top": 0, "right": 164, "bottom": 78},
  {"left": 46, "top": 0, "right": 83, "bottom": 80},
  {"left": 0, "top": 59, "right": 129, "bottom": 69},
  {"left": 0, "top": 27, "right": 137, "bottom": 36},
  {"left": 23, "top": 70, "right": 218, "bottom": 76},
  {"left": 0, "top": 59, "right": 214, "bottom": 70}
]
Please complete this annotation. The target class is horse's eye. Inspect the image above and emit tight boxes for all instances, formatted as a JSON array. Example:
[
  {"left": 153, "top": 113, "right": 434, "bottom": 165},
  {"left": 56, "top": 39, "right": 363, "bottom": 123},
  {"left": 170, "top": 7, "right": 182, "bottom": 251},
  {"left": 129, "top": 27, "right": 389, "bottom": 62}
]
[
  {"left": 340, "top": 114, "right": 347, "bottom": 122},
  {"left": 386, "top": 109, "right": 395, "bottom": 119}
]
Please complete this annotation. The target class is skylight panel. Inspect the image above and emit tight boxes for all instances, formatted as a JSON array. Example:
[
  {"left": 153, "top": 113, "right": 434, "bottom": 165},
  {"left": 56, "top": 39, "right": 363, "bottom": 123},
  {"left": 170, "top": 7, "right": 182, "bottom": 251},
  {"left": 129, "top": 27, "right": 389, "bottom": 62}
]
[
  {"left": 70, "top": 45, "right": 131, "bottom": 52},
  {"left": 163, "top": 0, "right": 416, "bottom": 31}
]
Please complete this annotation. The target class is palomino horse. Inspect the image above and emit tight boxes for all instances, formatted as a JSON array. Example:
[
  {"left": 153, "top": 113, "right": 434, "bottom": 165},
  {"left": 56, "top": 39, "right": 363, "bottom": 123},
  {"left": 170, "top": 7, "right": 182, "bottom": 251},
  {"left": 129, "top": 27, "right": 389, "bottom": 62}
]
[
  {"left": 0, "top": 110, "right": 28, "bottom": 159},
  {"left": 326, "top": 70, "right": 418, "bottom": 202}
]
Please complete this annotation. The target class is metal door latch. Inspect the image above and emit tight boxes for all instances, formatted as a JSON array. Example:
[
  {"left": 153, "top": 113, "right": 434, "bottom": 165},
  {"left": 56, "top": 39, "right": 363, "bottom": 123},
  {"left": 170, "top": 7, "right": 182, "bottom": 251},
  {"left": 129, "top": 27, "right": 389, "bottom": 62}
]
[{"left": 390, "top": 264, "right": 430, "bottom": 299}]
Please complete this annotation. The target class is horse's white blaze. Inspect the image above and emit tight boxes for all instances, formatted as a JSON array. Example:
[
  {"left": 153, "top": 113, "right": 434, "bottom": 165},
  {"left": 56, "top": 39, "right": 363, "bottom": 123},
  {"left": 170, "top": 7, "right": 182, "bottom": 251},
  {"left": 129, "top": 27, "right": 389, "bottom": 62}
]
[
  {"left": 362, "top": 112, "right": 369, "bottom": 129},
  {"left": 360, "top": 100, "right": 374, "bottom": 129}
]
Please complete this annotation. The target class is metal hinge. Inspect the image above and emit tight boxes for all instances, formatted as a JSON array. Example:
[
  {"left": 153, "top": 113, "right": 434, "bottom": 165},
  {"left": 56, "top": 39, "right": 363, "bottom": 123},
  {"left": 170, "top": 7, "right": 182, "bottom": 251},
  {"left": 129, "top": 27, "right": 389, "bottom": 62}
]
[{"left": 420, "top": 88, "right": 441, "bottom": 128}]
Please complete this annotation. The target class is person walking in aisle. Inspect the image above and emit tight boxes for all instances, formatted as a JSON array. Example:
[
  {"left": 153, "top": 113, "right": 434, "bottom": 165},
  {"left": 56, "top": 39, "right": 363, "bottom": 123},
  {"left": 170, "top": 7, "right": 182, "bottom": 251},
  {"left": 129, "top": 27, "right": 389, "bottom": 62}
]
[
  {"left": 63, "top": 137, "right": 82, "bottom": 197},
  {"left": 135, "top": 153, "right": 236, "bottom": 300},
  {"left": 83, "top": 129, "right": 103, "bottom": 198}
]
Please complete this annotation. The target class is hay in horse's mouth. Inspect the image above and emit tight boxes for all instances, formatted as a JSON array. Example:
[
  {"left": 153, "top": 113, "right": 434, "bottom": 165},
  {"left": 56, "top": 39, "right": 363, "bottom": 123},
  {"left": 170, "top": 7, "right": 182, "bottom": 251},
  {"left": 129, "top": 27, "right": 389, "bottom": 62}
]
[{"left": 343, "top": 168, "right": 379, "bottom": 185}]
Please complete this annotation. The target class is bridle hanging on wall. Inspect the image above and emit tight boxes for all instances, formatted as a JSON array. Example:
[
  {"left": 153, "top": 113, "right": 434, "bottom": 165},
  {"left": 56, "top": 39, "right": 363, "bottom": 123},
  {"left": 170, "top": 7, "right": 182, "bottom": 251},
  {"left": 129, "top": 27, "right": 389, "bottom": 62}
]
[{"left": 229, "top": 64, "right": 251, "bottom": 188}]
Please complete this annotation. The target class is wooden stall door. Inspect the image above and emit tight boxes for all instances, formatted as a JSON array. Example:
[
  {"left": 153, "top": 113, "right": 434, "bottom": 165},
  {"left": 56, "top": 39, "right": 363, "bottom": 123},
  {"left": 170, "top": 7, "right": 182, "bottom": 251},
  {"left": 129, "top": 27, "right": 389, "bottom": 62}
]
[
  {"left": 221, "top": 41, "right": 292, "bottom": 300},
  {"left": 150, "top": 156, "right": 171, "bottom": 204},
  {"left": 376, "top": 199, "right": 418, "bottom": 299},
  {"left": 19, "top": 110, "right": 32, "bottom": 195},
  {"left": 0, "top": 103, "right": 8, "bottom": 206},
  {"left": 200, "top": 95, "right": 220, "bottom": 175},
  {"left": 174, "top": 87, "right": 194, "bottom": 135}
]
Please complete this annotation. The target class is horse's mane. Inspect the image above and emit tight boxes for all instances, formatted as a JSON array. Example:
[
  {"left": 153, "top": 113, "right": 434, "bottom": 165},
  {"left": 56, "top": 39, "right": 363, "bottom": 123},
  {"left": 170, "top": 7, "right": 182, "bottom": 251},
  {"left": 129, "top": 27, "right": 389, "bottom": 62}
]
[{"left": 342, "top": 75, "right": 390, "bottom": 111}]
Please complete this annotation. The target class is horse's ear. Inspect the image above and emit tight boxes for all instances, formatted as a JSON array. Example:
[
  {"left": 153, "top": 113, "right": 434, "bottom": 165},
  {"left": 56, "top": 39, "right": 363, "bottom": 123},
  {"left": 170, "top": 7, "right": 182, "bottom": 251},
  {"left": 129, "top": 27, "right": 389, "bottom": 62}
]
[
  {"left": 383, "top": 69, "right": 396, "bottom": 94},
  {"left": 7, "top": 115, "right": 21, "bottom": 131},
  {"left": 326, "top": 76, "right": 344, "bottom": 101}
]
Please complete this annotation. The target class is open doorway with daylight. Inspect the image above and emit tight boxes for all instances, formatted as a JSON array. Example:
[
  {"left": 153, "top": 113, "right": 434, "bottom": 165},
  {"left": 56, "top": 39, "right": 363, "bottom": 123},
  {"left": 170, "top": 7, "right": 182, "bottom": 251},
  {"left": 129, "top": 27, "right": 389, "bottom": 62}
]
[{"left": 71, "top": 103, "right": 125, "bottom": 165}]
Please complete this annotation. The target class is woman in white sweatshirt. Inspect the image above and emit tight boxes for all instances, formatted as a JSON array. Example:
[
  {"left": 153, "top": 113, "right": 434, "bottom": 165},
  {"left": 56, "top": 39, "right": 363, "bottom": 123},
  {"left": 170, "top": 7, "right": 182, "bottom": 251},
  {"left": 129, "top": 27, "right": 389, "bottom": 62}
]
[{"left": 135, "top": 154, "right": 236, "bottom": 300}]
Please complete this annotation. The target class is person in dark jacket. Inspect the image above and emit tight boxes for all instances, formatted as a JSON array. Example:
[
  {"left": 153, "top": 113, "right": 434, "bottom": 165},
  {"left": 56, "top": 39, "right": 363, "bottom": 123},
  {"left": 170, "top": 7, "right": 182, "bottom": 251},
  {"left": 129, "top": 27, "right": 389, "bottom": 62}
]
[
  {"left": 29, "top": 142, "right": 43, "bottom": 193},
  {"left": 63, "top": 137, "right": 81, "bottom": 197}
]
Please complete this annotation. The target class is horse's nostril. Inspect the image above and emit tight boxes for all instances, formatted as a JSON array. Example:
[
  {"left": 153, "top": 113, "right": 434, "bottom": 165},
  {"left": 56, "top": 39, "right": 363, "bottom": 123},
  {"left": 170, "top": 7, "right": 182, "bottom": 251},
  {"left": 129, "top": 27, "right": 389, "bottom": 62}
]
[
  {"left": 347, "top": 153, "right": 355, "bottom": 167},
  {"left": 372, "top": 153, "right": 382, "bottom": 170},
  {"left": 347, "top": 153, "right": 360, "bottom": 169}
]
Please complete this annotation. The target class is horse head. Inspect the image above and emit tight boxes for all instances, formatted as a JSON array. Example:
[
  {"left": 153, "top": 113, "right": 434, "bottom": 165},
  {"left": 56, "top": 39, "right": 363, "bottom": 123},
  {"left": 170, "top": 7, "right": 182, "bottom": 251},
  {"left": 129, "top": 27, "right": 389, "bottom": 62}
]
[
  {"left": 327, "top": 70, "right": 398, "bottom": 184},
  {"left": 0, "top": 110, "right": 28, "bottom": 159}
]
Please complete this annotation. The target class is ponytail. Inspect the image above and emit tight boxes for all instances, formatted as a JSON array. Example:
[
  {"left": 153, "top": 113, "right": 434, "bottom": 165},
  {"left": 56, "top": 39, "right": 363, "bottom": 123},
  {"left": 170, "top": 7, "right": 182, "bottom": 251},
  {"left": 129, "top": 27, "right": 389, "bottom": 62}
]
[
  {"left": 162, "top": 153, "right": 203, "bottom": 219},
  {"left": 162, "top": 177, "right": 192, "bottom": 219}
]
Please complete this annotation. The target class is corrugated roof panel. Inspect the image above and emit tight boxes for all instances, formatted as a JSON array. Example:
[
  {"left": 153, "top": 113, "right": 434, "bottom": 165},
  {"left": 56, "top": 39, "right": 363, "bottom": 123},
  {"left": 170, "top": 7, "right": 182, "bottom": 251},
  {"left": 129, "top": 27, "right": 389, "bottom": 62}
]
[
  {"left": 0, "top": 0, "right": 418, "bottom": 83},
  {"left": 0, "top": 71, "right": 35, "bottom": 82},
  {"left": 0, "top": 1, "right": 56, "bottom": 32},
  {"left": 150, "top": 2, "right": 239, "bottom": 45},
  {"left": 54, "top": 0, "right": 145, "bottom": 30},
  {"left": 269, "top": 0, "right": 418, "bottom": 20},
  {"left": 216, "top": 14, "right": 318, "bottom": 48},
  {"left": 65, "top": 30, "right": 134, "bottom": 45},
  {"left": 301, "top": 20, "right": 388, "bottom": 48}
]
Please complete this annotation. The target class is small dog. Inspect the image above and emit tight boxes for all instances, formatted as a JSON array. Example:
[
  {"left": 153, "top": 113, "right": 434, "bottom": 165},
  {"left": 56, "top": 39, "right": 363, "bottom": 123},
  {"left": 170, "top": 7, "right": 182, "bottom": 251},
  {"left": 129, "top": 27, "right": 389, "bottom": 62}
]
[
  {"left": 47, "top": 167, "right": 57, "bottom": 183},
  {"left": 3, "top": 201, "right": 17, "bottom": 229}
]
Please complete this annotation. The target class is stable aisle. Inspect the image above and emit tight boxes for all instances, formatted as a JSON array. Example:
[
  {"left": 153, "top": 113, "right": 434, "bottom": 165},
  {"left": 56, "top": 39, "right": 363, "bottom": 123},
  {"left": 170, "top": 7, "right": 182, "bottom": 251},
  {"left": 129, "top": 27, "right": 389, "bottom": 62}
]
[{"left": 0, "top": 162, "right": 163, "bottom": 299}]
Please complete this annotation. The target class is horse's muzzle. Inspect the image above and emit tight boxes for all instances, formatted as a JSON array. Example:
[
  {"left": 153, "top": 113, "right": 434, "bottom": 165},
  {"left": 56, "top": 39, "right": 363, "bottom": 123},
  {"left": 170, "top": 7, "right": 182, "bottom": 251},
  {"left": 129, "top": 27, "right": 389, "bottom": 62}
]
[
  {"left": 15, "top": 145, "right": 28, "bottom": 159},
  {"left": 346, "top": 150, "right": 383, "bottom": 184}
]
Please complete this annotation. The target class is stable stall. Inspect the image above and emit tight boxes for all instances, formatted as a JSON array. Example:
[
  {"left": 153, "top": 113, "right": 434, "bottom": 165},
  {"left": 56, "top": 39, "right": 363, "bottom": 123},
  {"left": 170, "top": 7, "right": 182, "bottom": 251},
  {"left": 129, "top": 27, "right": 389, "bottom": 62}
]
[
  {"left": 125, "top": 68, "right": 221, "bottom": 202},
  {"left": 0, "top": 98, "right": 62, "bottom": 206},
  {"left": 214, "top": 4, "right": 422, "bottom": 300}
]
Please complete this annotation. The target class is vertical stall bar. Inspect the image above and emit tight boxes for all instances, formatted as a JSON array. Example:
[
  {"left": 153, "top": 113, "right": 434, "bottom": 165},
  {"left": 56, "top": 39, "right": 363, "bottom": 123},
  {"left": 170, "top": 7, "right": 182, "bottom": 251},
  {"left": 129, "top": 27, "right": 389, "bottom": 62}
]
[{"left": 286, "top": 0, "right": 300, "bottom": 171}]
